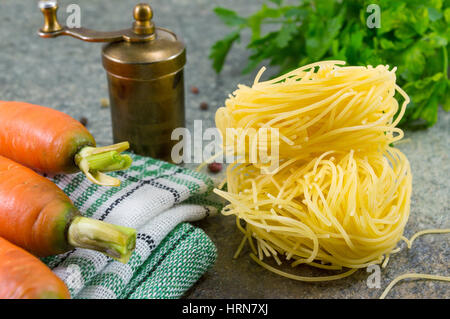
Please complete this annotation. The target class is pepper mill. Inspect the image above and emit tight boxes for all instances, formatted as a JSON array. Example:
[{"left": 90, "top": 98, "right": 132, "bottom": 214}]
[{"left": 38, "top": 1, "right": 186, "bottom": 162}]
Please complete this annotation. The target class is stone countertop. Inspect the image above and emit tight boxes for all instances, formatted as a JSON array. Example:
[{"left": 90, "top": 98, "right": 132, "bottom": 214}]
[{"left": 0, "top": 0, "right": 448, "bottom": 299}]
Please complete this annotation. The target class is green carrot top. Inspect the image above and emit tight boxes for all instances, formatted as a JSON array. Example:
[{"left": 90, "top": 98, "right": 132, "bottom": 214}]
[{"left": 75, "top": 142, "right": 133, "bottom": 187}]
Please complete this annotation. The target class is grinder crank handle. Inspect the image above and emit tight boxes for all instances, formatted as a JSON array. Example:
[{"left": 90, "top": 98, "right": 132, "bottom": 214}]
[{"left": 37, "top": 0, "right": 155, "bottom": 43}]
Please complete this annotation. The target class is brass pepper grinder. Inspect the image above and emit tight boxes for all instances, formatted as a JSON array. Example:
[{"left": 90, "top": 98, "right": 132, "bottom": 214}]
[{"left": 38, "top": 1, "right": 186, "bottom": 162}]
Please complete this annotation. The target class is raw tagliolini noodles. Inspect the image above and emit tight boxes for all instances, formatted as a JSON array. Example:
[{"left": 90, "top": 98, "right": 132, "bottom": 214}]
[
  {"left": 215, "top": 147, "right": 412, "bottom": 275},
  {"left": 213, "top": 61, "right": 449, "bottom": 298},
  {"left": 215, "top": 61, "right": 408, "bottom": 162}
]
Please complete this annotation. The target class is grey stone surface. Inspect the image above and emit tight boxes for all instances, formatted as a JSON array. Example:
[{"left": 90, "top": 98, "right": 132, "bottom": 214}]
[{"left": 0, "top": 0, "right": 448, "bottom": 299}]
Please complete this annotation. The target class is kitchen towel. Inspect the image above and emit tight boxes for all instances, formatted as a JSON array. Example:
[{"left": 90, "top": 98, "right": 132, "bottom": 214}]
[{"left": 41, "top": 153, "right": 220, "bottom": 299}]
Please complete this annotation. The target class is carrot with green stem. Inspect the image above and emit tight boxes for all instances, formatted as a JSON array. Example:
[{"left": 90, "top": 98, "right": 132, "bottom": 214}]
[
  {"left": 0, "top": 237, "right": 71, "bottom": 299},
  {"left": 0, "top": 155, "right": 136, "bottom": 263},
  {"left": 0, "top": 101, "right": 132, "bottom": 187}
]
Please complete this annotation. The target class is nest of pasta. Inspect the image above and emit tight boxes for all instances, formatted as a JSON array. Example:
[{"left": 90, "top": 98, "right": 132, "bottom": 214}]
[
  {"left": 214, "top": 61, "right": 413, "bottom": 281},
  {"left": 216, "top": 61, "right": 407, "bottom": 162}
]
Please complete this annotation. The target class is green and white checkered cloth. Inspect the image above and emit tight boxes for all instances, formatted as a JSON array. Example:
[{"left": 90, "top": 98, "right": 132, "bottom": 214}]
[{"left": 41, "top": 153, "right": 219, "bottom": 299}]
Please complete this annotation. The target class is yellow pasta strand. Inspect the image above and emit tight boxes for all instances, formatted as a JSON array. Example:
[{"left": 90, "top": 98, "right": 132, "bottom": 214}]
[
  {"left": 402, "top": 229, "right": 450, "bottom": 249},
  {"left": 250, "top": 253, "right": 358, "bottom": 282},
  {"left": 380, "top": 273, "right": 450, "bottom": 299}
]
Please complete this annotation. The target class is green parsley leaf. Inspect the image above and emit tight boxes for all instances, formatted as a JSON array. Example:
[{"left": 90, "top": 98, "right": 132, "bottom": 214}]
[
  {"left": 209, "top": 31, "right": 240, "bottom": 73},
  {"left": 213, "top": 8, "right": 246, "bottom": 27}
]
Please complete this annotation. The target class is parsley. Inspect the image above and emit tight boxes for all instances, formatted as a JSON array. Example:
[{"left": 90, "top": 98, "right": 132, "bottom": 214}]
[{"left": 209, "top": 0, "right": 450, "bottom": 129}]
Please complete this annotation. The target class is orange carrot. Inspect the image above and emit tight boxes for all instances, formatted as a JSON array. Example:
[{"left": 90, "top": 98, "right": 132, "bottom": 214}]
[
  {"left": 0, "top": 101, "right": 132, "bottom": 186},
  {"left": 0, "top": 237, "right": 70, "bottom": 299},
  {"left": 0, "top": 155, "right": 136, "bottom": 263}
]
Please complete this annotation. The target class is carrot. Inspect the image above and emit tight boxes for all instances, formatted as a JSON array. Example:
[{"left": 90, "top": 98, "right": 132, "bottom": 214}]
[
  {"left": 0, "top": 155, "right": 136, "bottom": 263},
  {"left": 0, "top": 101, "right": 132, "bottom": 186},
  {"left": 0, "top": 237, "right": 70, "bottom": 299}
]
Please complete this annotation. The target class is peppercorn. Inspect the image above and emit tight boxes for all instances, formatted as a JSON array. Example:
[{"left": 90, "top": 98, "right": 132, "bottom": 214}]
[
  {"left": 79, "top": 117, "right": 88, "bottom": 127},
  {"left": 190, "top": 86, "right": 199, "bottom": 94},
  {"left": 207, "top": 162, "right": 222, "bottom": 173}
]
